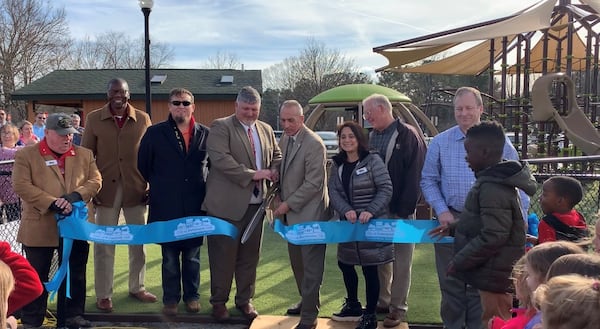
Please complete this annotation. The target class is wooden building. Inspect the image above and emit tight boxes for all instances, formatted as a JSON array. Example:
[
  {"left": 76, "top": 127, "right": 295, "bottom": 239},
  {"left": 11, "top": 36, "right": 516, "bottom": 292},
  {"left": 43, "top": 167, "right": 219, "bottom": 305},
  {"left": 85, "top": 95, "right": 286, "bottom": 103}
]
[{"left": 11, "top": 69, "right": 262, "bottom": 126}]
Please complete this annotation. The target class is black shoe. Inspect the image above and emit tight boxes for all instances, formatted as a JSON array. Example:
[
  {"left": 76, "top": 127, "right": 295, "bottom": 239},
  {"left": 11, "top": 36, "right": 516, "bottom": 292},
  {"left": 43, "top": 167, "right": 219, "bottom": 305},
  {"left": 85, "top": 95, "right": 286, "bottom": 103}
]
[
  {"left": 294, "top": 322, "right": 317, "bottom": 329},
  {"left": 287, "top": 301, "right": 302, "bottom": 315},
  {"left": 356, "top": 313, "right": 377, "bottom": 329},
  {"left": 65, "top": 315, "right": 92, "bottom": 328},
  {"left": 331, "top": 298, "right": 362, "bottom": 322}
]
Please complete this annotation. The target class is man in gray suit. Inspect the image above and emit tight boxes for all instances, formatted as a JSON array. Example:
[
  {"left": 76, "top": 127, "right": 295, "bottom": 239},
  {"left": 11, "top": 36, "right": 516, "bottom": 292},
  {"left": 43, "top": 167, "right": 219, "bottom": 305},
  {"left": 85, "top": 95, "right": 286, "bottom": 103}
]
[
  {"left": 273, "top": 100, "right": 329, "bottom": 329},
  {"left": 204, "top": 86, "right": 282, "bottom": 321}
]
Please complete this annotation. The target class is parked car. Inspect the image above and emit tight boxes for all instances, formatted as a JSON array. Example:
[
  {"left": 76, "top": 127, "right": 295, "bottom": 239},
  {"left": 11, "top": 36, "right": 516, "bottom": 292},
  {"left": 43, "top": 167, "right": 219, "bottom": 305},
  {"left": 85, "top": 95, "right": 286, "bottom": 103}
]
[{"left": 315, "top": 131, "right": 339, "bottom": 158}]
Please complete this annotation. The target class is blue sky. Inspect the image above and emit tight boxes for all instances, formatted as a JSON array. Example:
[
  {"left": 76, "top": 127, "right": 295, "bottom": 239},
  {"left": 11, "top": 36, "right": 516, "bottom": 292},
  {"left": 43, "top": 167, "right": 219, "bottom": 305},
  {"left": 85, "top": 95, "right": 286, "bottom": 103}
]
[{"left": 56, "top": 0, "right": 541, "bottom": 72}]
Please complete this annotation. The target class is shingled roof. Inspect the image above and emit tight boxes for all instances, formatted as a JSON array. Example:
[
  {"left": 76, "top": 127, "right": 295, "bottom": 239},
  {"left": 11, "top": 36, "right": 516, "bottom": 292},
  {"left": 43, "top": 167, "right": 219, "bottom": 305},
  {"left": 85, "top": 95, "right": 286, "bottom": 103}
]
[{"left": 11, "top": 69, "right": 262, "bottom": 101}]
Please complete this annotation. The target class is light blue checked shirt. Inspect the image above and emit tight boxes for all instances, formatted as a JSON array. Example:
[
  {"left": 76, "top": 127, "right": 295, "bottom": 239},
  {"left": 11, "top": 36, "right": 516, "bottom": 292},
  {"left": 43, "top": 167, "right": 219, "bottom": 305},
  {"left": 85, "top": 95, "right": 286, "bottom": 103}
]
[{"left": 420, "top": 125, "right": 530, "bottom": 218}]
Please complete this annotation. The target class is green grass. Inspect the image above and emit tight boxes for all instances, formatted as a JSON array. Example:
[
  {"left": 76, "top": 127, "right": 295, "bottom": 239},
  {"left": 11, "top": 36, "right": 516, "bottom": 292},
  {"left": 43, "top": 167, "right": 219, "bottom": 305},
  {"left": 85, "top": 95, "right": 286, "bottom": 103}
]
[{"left": 80, "top": 223, "right": 442, "bottom": 324}]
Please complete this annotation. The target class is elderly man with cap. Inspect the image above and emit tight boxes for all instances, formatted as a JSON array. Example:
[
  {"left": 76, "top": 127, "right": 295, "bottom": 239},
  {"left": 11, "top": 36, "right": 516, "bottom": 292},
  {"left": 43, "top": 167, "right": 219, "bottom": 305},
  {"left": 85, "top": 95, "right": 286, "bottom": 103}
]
[{"left": 13, "top": 112, "right": 102, "bottom": 329}]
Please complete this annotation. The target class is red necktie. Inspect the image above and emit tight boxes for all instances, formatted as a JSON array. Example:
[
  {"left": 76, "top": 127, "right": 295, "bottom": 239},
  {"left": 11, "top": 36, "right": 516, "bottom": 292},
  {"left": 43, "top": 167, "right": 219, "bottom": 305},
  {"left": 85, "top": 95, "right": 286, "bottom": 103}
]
[{"left": 247, "top": 127, "right": 260, "bottom": 197}]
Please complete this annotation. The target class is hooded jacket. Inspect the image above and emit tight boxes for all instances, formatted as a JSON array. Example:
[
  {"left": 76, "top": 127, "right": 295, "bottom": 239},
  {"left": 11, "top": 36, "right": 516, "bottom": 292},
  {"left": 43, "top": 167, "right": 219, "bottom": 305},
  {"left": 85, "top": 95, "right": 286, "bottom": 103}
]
[{"left": 451, "top": 160, "right": 537, "bottom": 293}]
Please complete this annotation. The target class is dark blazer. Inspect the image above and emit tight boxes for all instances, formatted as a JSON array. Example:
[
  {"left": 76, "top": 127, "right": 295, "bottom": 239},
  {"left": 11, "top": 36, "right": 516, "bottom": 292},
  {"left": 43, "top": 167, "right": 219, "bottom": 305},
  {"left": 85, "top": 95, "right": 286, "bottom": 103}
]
[
  {"left": 138, "top": 116, "right": 209, "bottom": 247},
  {"left": 203, "top": 115, "right": 282, "bottom": 221}
]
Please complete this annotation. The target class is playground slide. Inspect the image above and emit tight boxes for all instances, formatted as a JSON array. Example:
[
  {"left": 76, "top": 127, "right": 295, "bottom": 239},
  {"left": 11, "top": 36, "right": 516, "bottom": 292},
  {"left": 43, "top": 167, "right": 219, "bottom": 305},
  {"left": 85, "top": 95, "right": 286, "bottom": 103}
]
[{"left": 531, "top": 72, "right": 600, "bottom": 155}]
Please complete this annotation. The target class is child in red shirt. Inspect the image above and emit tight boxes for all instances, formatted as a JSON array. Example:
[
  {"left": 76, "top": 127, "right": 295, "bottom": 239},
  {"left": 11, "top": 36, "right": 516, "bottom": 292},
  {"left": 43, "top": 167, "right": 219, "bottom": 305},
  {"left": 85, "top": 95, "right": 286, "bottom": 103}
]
[
  {"left": 537, "top": 176, "right": 587, "bottom": 244},
  {"left": 0, "top": 242, "right": 43, "bottom": 315}
]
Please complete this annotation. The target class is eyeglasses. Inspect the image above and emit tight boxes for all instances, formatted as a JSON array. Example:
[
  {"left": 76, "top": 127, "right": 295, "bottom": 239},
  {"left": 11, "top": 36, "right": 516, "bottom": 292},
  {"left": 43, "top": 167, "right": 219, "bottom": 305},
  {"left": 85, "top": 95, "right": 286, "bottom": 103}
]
[{"left": 170, "top": 101, "right": 192, "bottom": 107}]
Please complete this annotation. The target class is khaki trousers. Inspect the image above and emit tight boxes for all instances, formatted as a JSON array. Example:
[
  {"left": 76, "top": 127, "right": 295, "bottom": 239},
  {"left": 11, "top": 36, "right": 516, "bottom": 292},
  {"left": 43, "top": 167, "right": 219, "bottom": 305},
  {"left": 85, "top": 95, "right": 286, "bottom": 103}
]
[
  {"left": 377, "top": 214, "right": 415, "bottom": 314},
  {"left": 288, "top": 242, "right": 326, "bottom": 325},
  {"left": 94, "top": 182, "right": 147, "bottom": 299},
  {"left": 479, "top": 290, "right": 512, "bottom": 329},
  {"left": 207, "top": 204, "right": 262, "bottom": 306},
  {"left": 377, "top": 242, "right": 415, "bottom": 313}
]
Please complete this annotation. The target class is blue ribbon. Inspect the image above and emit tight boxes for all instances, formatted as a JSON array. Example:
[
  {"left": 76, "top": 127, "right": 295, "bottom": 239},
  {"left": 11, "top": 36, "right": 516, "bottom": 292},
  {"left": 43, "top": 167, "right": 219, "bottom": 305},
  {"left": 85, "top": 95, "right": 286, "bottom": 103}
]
[
  {"left": 272, "top": 219, "right": 453, "bottom": 245},
  {"left": 46, "top": 201, "right": 239, "bottom": 297}
]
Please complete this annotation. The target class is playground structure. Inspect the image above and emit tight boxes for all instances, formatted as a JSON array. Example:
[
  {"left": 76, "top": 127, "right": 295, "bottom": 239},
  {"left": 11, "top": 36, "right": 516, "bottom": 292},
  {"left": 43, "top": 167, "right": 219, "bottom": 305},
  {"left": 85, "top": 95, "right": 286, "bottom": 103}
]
[
  {"left": 532, "top": 72, "right": 600, "bottom": 155},
  {"left": 305, "top": 83, "right": 437, "bottom": 138},
  {"left": 373, "top": 0, "right": 600, "bottom": 158}
]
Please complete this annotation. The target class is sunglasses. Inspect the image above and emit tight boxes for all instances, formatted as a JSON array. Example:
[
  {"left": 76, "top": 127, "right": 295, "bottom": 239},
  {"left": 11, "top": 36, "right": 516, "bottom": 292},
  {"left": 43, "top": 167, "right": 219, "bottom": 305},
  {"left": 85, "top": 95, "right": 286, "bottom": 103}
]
[{"left": 170, "top": 101, "right": 192, "bottom": 107}]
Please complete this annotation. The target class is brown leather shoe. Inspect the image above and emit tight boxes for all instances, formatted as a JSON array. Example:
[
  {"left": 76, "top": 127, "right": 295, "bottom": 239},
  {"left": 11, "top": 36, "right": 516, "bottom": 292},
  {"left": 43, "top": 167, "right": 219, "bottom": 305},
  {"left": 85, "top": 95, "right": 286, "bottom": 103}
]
[
  {"left": 236, "top": 302, "right": 258, "bottom": 320},
  {"left": 383, "top": 309, "right": 408, "bottom": 328},
  {"left": 212, "top": 303, "right": 230, "bottom": 322},
  {"left": 96, "top": 298, "right": 113, "bottom": 313},
  {"left": 185, "top": 300, "right": 200, "bottom": 313},
  {"left": 129, "top": 290, "right": 158, "bottom": 303},
  {"left": 162, "top": 304, "right": 178, "bottom": 316}
]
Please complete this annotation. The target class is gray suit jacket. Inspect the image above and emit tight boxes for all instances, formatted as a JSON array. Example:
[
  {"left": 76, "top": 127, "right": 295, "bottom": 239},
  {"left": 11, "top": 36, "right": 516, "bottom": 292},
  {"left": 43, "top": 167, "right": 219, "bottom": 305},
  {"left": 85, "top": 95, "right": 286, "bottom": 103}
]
[
  {"left": 203, "top": 115, "right": 282, "bottom": 221},
  {"left": 279, "top": 126, "right": 330, "bottom": 225}
]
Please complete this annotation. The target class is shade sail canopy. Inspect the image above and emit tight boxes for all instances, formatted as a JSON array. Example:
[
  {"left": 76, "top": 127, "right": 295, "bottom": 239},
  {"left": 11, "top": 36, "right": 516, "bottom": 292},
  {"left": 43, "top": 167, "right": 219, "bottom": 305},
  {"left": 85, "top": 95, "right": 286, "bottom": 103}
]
[
  {"left": 374, "top": 0, "right": 597, "bottom": 74},
  {"left": 393, "top": 36, "right": 515, "bottom": 75},
  {"left": 506, "top": 16, "right": 590, "bottom": 73},
  {"left": 308, "top": 84, "right": 411, "bottom": 104}
]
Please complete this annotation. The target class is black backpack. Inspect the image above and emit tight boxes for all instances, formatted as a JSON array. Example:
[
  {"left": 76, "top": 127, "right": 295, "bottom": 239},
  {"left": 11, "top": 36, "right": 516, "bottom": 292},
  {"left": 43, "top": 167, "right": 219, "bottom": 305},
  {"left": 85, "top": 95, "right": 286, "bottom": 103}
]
[{"left": 542, "top": 214, "right": 589, "bottom": 242}]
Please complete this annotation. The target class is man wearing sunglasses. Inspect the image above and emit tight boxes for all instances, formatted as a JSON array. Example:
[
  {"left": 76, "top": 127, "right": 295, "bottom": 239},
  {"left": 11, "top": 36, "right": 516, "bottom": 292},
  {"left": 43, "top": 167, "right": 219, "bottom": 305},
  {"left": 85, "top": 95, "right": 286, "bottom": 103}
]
[
  {"left": 32, "top": 112, "right": 46, "bottom": 140},
  {"left": 138, "top": 88, "right": 209, "bottom": 316},
  {"left": 81, "top": 78, "right": 156, "bottom": 313}
]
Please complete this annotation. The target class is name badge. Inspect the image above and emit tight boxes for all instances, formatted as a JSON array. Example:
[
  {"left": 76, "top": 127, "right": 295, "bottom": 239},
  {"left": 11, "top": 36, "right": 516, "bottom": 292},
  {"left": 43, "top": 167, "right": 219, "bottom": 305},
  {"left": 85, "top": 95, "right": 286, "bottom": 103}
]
[
  {"left": 46, "top": 160, "right": 58, "bottom": 166},
  {"left": 356, "top": 167, "right": 368, "bottom": 175}
]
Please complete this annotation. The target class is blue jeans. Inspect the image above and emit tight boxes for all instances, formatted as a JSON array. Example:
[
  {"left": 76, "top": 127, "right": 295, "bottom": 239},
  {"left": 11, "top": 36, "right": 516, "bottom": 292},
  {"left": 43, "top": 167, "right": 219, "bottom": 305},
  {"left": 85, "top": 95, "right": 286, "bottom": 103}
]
[{"left": 161, "top": 244, "right": 201, "bottom": 305}]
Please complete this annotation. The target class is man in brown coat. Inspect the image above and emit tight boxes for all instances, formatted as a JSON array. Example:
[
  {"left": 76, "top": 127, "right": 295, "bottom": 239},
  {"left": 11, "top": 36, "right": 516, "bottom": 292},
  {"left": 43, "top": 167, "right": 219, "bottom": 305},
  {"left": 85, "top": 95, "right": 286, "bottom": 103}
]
[
  {"left": 274, "top": 100, "right": 329, "bottom": 329},
  {"left": 81, "top": 78, "right": 156, "bottom": 313},
  {"left": 204, "top": 86, "right": 282, "bottom": 321},
  {"left": 13, "top": 113, "right": 102, "bottom": 328}
]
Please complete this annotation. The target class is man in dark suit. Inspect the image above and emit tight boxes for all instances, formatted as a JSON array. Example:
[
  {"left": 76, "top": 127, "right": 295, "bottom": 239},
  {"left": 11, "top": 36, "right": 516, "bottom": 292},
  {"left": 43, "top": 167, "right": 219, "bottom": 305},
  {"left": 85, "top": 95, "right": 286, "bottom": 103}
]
[
  {"left": 204, "top": 86, "right": 282, "bottom": 321},
  {"left": 138, "top": 88, "right": 209, "bottom": 316},
  {"left": 273, "top": 100, "right": 330, "bottom": 329}
]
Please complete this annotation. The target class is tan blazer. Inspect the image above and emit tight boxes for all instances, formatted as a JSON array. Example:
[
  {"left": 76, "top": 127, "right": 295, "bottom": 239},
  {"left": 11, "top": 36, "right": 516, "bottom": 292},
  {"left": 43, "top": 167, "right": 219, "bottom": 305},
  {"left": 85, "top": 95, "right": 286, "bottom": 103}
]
[
  {"left": 279, "top": 126, "right": 330, "bottom": 225},
  {"left": 203, "top": 115, "right": 282, "bottom": 221},
  {"left": 81, "top": 103, "right": 151, "bottom": 208},
  {"left": 12, "top": 145, "right": 102, "bottom": 247}
]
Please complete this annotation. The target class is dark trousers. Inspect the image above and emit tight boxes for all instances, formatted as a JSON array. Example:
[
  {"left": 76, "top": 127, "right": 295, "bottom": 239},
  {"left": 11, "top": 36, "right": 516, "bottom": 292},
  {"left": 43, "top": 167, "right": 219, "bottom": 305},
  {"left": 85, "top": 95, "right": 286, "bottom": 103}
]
[
  {"left": 435, "top": 243, "right": 482, "bottom": 329},
  {"left": 161, "top": 244, "right": 201, "bottom": 305},
  {"left": 207, "top": 205, "right": 262, "bottom": 306},
  {"left": 338, "top": 261, "right": 380, "bottom": 314},
  {"left": 21, "top": 239, "right": 89, "bottom": 327}
]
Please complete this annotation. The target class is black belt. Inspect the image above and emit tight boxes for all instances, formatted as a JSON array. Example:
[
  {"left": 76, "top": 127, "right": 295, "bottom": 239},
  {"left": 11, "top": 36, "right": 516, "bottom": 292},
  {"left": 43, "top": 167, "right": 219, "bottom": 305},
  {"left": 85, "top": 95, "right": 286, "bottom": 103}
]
[{"left": 448, "top": 206, "right": 462, "bottom": 214}]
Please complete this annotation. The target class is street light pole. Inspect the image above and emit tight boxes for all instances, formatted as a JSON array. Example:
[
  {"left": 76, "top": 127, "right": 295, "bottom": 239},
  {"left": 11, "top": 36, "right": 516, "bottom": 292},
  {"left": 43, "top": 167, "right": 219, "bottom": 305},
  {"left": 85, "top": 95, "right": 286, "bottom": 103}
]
[{"left": 139, "top": 0, "right": 154, "bottom": 118}]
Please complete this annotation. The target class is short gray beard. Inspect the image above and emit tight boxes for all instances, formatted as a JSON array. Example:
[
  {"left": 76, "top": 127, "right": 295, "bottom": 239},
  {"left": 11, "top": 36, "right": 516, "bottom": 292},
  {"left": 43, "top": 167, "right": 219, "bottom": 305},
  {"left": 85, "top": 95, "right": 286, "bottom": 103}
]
[{"left": 174, "top": 116, "right": 186, "bottom": 124}]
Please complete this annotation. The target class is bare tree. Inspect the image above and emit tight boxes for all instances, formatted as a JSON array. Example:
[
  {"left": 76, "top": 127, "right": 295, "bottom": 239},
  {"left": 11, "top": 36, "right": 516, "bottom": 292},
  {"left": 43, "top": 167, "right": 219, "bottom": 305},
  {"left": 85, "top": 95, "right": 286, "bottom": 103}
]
[
  {"left": 0, "top": 0, "right": 70, "bottom": 120},
  {"left": 201, "top": 50, "right": 242, "bottom": 69},
  {"left": 64, "top": 31, "right": 175, "bottom": 69},
  {"left": 262, "top": 38, "right": 370, "bottom": 106}
]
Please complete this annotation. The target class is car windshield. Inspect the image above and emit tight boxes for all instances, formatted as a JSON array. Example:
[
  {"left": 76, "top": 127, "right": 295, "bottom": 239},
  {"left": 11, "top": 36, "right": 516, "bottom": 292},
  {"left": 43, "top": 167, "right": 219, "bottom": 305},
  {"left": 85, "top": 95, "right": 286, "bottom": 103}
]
[{"left": 316, "top": 131, "right": 337, "bottom": 141}]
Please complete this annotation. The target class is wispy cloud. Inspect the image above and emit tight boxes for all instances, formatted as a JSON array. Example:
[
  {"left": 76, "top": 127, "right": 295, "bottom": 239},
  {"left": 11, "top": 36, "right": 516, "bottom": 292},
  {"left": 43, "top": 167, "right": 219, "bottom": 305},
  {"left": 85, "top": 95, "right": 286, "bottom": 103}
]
[{"left": 56, "top": 0, "right": 541, "bottom": 70}]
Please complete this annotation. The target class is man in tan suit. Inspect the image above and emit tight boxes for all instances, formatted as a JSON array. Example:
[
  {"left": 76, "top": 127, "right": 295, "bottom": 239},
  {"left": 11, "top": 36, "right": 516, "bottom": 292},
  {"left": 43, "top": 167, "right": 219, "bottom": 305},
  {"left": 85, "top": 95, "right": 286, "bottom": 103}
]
[
  {"left": 82, "top": 78, "right": 156, "bottom": 313},
  {"left": 204, "top": 86, "right": 282, "bottom": 321},
  {"left": 273, "top": 100, "right": 329, "bottom": 329},
  {"left": 13, "top": 113, "right": 102, "bottom": 328}
]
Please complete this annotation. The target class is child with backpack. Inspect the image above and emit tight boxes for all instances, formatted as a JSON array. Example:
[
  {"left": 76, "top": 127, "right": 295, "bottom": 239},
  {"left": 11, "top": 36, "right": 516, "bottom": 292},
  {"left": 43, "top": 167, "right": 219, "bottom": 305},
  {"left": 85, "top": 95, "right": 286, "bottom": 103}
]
[{"left": 536, "top": 176, "right": 588, "bottom": 244}]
